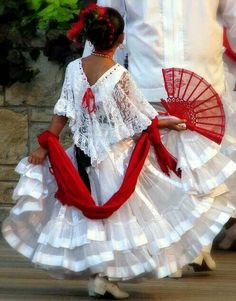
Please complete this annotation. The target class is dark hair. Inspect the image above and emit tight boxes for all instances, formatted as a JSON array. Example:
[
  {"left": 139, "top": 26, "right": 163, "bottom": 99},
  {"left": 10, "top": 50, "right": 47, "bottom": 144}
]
[{"left": 86, "top": 7, "right": 124, "bottom": 51}]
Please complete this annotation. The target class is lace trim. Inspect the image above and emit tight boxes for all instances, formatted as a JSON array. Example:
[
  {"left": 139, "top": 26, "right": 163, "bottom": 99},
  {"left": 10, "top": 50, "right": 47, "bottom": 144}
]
[
  {"left": 78, "top": 59, "right": 119, "bottom": 88},
  {"left": 54, "top": 60, "right": 157, "bottom": 166}
]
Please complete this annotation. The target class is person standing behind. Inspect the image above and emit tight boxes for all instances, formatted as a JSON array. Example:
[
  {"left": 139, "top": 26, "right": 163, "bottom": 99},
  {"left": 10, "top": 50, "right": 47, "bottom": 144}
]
[
  {"left": 85, "top": 0, "right": 236, "bottom": 275},
  {"left": 216, "top": 29, "right": 236, "bottom": 252}
]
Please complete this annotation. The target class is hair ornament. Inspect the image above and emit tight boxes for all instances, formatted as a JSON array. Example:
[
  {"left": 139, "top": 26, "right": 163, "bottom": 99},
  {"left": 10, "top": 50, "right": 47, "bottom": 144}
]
[{"left": 67, "top": 3, "right": 107, "bottom": 46}]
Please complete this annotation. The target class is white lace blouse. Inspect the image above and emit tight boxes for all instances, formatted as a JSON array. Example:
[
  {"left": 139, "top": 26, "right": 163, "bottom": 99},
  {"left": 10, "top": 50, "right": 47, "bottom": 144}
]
[{"left": 54, "top": 59, "right": 157, "bottom": 166}]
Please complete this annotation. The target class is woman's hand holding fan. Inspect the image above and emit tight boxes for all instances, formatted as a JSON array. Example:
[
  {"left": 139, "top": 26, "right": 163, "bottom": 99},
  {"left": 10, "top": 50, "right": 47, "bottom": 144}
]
[
  {"left": 158, "top": 116, "right": 187, "bottom": 131},
  {"left": 160, "top": 68, "right": 225, "bottom": 144}
]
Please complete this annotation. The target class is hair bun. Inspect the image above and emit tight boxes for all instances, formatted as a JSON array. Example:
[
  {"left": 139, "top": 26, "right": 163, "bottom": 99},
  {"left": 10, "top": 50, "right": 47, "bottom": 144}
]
[
  {"left": 67, "top": 6, "right": 124, "bottom": 50},
  {"left": 87, "top": 16, "right": 115, "bottom": 50}
]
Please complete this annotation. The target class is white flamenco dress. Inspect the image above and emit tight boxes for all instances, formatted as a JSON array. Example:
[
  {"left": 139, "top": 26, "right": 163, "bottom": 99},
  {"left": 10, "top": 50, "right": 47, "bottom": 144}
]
[{"left": 2, "top": 58, "right": 236, "bottom": 281}]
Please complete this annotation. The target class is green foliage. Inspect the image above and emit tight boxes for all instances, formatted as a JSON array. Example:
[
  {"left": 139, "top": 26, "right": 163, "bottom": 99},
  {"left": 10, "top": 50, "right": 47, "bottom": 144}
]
[
  {"left": 0, "top": 1, "right": 38, "bottom": 39},
  {"left": 0, "top": 1, "right": 40, "bottom": 85},
  {"left": 0, "top": 0, "right": 84, "bottom": 86},
  {"left": 27, "top": 0, "right": 81, "bottom": 29}
]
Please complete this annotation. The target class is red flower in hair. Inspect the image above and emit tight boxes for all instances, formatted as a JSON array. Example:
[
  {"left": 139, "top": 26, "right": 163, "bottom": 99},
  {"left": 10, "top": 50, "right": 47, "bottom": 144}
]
[
  {"left": 97, "top": 6, "right": 107, "bottom": 16},
  {"left": 67, "top": 4, "right": 107, "bottom": 47},
  {"left": 86, "top": 2, "right": 97, "bottom": 11},
  {"left": 80, "top": 3, "right": 97, "bottom": 21},
  {"left": 67, "top": 20, "right": 83, "bottom": 40}
]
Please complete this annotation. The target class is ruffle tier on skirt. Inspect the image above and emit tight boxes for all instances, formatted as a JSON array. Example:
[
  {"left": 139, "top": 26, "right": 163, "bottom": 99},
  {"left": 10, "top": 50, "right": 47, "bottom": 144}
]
[{"left": 2, "top": 73, "right": 236, "bottom": 281}]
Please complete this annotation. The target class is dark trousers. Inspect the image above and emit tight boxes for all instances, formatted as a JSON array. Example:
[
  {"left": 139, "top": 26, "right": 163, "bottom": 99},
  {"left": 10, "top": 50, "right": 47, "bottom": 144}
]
[{"left": 74, "top": 146, "right": 91, "bottom": 192}]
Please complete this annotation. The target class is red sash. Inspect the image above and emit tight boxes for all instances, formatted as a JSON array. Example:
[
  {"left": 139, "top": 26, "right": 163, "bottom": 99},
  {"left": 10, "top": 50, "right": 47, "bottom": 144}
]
[{"left": 38, "top": 118, "right": 180, "bottom": 219}]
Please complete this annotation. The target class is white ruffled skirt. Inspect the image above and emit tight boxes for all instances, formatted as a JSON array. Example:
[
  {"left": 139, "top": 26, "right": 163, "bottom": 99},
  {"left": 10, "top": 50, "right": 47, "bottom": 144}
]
[{"left": 2, "top": 73, "right": 236, "bottom": 281}]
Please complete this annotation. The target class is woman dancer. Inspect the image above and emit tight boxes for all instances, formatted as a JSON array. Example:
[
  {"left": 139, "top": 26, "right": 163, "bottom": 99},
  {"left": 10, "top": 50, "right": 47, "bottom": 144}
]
[{"left": 2, "top": 4, "right": 236, "bottom": 299}]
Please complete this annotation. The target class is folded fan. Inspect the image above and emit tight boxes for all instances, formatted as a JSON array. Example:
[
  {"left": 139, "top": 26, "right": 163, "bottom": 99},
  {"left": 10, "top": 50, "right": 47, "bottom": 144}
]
[{"left": 161, "top": 68, "right": 225, "bottom": 144}]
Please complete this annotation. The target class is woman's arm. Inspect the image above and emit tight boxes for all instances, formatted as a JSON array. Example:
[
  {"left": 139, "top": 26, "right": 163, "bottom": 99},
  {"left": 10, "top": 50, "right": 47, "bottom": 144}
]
[
  {"left": 28, "top": 115, "right": 68, "bottom": 165},
  {"left": 48, "top": 115, "right": 68, "bottom": 136},
  {"left": 158, "top": 118, "right": 186, "bottom": 131}
]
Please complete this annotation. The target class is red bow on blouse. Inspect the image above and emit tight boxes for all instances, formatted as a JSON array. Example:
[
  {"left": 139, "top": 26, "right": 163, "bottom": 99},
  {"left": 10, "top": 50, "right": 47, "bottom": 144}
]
[{"left": 82, "top": 88, "right": 96, "bottom": 113}]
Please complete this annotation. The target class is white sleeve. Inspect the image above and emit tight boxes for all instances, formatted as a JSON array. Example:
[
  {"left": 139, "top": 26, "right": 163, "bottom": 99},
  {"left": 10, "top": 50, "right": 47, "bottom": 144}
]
[
  {"left": 53, "top": 63, "right": 76, "bottom": 121},
  {"left": 219, "top": 0, "right": 236, "bottom": 52},
  {"left": 113, "top": 71, "right": 158, "bottom": 121}
]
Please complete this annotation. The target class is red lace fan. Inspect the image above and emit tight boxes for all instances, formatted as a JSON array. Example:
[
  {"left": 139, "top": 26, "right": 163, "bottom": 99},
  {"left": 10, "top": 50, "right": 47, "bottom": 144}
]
[{"left": 160, "top": 68, "right": 225, "bottom": 144}]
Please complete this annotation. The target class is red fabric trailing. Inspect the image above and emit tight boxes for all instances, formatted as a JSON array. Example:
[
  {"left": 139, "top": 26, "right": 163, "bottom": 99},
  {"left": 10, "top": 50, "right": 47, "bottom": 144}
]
[
  {"left": 147, "top": 118, "right": 181, "bottom": 177},
  {"left": 224, "top": 27, "right": 236, "bottom": 62},
  {"left": 38, "top": 119, "right": 180, "bottom": 219},
  {"left": 82, "top": 88, "right": 96, "bottom": 113}
]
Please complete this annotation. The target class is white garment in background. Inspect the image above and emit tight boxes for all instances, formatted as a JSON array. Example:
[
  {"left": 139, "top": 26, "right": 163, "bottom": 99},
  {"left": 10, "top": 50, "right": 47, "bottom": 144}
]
[
  {"left": 88, "top": 0, "right": 236, "bottom": 102},
  {"left": 224, "top": 55, "right": 236, "bottom": 91}
]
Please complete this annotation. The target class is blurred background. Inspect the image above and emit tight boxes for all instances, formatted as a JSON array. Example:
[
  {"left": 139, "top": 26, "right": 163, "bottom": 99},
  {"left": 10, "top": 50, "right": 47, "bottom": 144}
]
[{"left": 0, "top": 0, "right": 96, "bottom": 224}]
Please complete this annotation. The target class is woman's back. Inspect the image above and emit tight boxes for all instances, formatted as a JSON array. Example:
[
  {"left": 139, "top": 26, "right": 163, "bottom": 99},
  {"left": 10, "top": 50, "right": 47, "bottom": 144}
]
[{"left": 81, "top": 55, "right": 117, "bottom": 87}]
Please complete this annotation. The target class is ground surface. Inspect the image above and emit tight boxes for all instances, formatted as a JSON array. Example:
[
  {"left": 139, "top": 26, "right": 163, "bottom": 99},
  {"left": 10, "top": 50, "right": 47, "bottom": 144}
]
[{"left": 0, "top": 238, "right": 235, "bottom": 301}]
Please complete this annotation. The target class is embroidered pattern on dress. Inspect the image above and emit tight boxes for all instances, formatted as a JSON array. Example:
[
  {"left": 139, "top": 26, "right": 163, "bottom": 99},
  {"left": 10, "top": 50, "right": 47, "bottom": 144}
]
[{"left": 54, "top": 60, "right": 157, "bottom": 166}]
